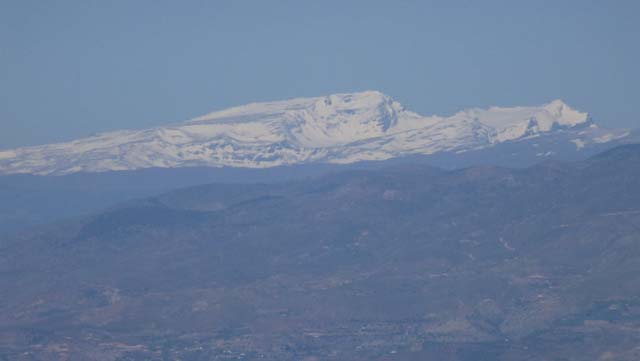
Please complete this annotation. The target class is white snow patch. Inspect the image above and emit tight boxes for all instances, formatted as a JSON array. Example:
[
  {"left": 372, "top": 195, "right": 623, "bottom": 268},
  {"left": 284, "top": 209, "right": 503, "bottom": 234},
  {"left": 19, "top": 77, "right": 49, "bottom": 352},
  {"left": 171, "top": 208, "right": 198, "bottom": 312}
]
[
  {"left": 594, "top": 131, "right": 630, "bottom": 144},
  {"left": 571, "top": 139, "right": 586, "bottom": 149},
  {"left": 0, "top": 150, "right": 17, "bottom": 159}
]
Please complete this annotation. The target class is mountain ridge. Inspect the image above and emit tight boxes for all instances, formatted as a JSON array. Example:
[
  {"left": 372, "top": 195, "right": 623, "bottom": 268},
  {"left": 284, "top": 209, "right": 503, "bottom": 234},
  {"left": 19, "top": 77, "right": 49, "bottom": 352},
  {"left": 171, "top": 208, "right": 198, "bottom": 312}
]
[{"left": 0, "top": 91, "right": 631, "bottom": 175}]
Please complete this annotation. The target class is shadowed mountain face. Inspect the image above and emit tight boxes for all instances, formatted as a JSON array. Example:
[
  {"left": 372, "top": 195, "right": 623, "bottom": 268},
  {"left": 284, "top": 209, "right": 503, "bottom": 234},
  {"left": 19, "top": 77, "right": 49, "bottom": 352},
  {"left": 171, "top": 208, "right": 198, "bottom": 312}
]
[{"left": 1, "top": 145, "right": 640, "bottom": 360}]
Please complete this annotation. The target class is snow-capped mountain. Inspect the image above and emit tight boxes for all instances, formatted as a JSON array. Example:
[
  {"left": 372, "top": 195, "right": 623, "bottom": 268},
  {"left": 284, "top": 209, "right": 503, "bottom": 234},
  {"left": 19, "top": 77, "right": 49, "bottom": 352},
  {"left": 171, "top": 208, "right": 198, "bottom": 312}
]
[{"left": 0, "top": 91, "right": 632, "bottom": 175}]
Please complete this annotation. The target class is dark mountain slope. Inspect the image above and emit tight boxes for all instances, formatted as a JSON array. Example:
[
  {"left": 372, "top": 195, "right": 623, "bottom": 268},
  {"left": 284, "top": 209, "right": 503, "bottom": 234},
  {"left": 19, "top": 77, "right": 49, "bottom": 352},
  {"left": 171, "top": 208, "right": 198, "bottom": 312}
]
[
  {"left": 2, "top": 131, "right": 638, "bottom": 235},
  {"left": 1, "top": 145, "right": 640, "bottom": 360}
]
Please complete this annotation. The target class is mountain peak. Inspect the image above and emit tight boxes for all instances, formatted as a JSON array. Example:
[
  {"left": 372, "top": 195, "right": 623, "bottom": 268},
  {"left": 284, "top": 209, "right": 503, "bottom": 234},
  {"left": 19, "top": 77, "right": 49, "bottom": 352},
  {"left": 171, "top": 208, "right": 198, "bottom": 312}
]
[
  {"left": 545, "top": 98, "right": 569, "bottom": 108},
  {"left": 190, "top": 90, "right": 394, "bottom": 124},
  {"left": 542, "top": 99, "right": 589, "bottom": 127}
]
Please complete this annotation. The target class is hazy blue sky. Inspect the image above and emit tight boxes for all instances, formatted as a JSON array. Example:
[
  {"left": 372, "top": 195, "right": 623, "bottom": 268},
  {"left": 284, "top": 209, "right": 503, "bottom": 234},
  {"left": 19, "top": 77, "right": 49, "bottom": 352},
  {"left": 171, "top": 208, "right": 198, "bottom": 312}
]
[{"left": 1, "top": 0, "right": 639, "bottom": 149}]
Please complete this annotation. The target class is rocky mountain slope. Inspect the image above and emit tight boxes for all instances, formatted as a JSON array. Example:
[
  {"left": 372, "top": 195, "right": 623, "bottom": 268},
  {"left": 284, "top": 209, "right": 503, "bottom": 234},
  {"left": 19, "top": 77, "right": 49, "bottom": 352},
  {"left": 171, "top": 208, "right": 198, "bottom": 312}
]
[
  {"left": 1, "top": 145, "right": 640, "bottom": 360},
  {"left": 0, "top": 91, "right": 631, "bottom": 175}
]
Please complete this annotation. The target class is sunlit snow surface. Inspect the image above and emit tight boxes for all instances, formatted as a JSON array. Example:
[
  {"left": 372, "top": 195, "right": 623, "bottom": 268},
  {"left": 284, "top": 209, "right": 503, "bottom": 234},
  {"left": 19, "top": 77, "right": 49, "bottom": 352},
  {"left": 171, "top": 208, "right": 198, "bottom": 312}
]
[{"left": 0, "top": 91, "right": 630, "bottom": 175}]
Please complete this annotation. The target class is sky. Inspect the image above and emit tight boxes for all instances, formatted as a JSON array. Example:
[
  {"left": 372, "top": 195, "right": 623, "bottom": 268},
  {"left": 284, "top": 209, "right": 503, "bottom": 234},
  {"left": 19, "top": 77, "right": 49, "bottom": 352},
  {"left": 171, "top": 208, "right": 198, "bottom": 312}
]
[{"left": 1, "top": 0, "right": 639, "bottom": 149}]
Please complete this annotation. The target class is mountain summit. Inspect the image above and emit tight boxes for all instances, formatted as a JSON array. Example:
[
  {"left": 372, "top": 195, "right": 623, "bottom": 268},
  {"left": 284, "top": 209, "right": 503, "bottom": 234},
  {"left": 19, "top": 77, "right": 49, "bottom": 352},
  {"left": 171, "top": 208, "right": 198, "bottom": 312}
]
[{"left": 0, "top": 91, "right": 630, "bottom": 175}]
